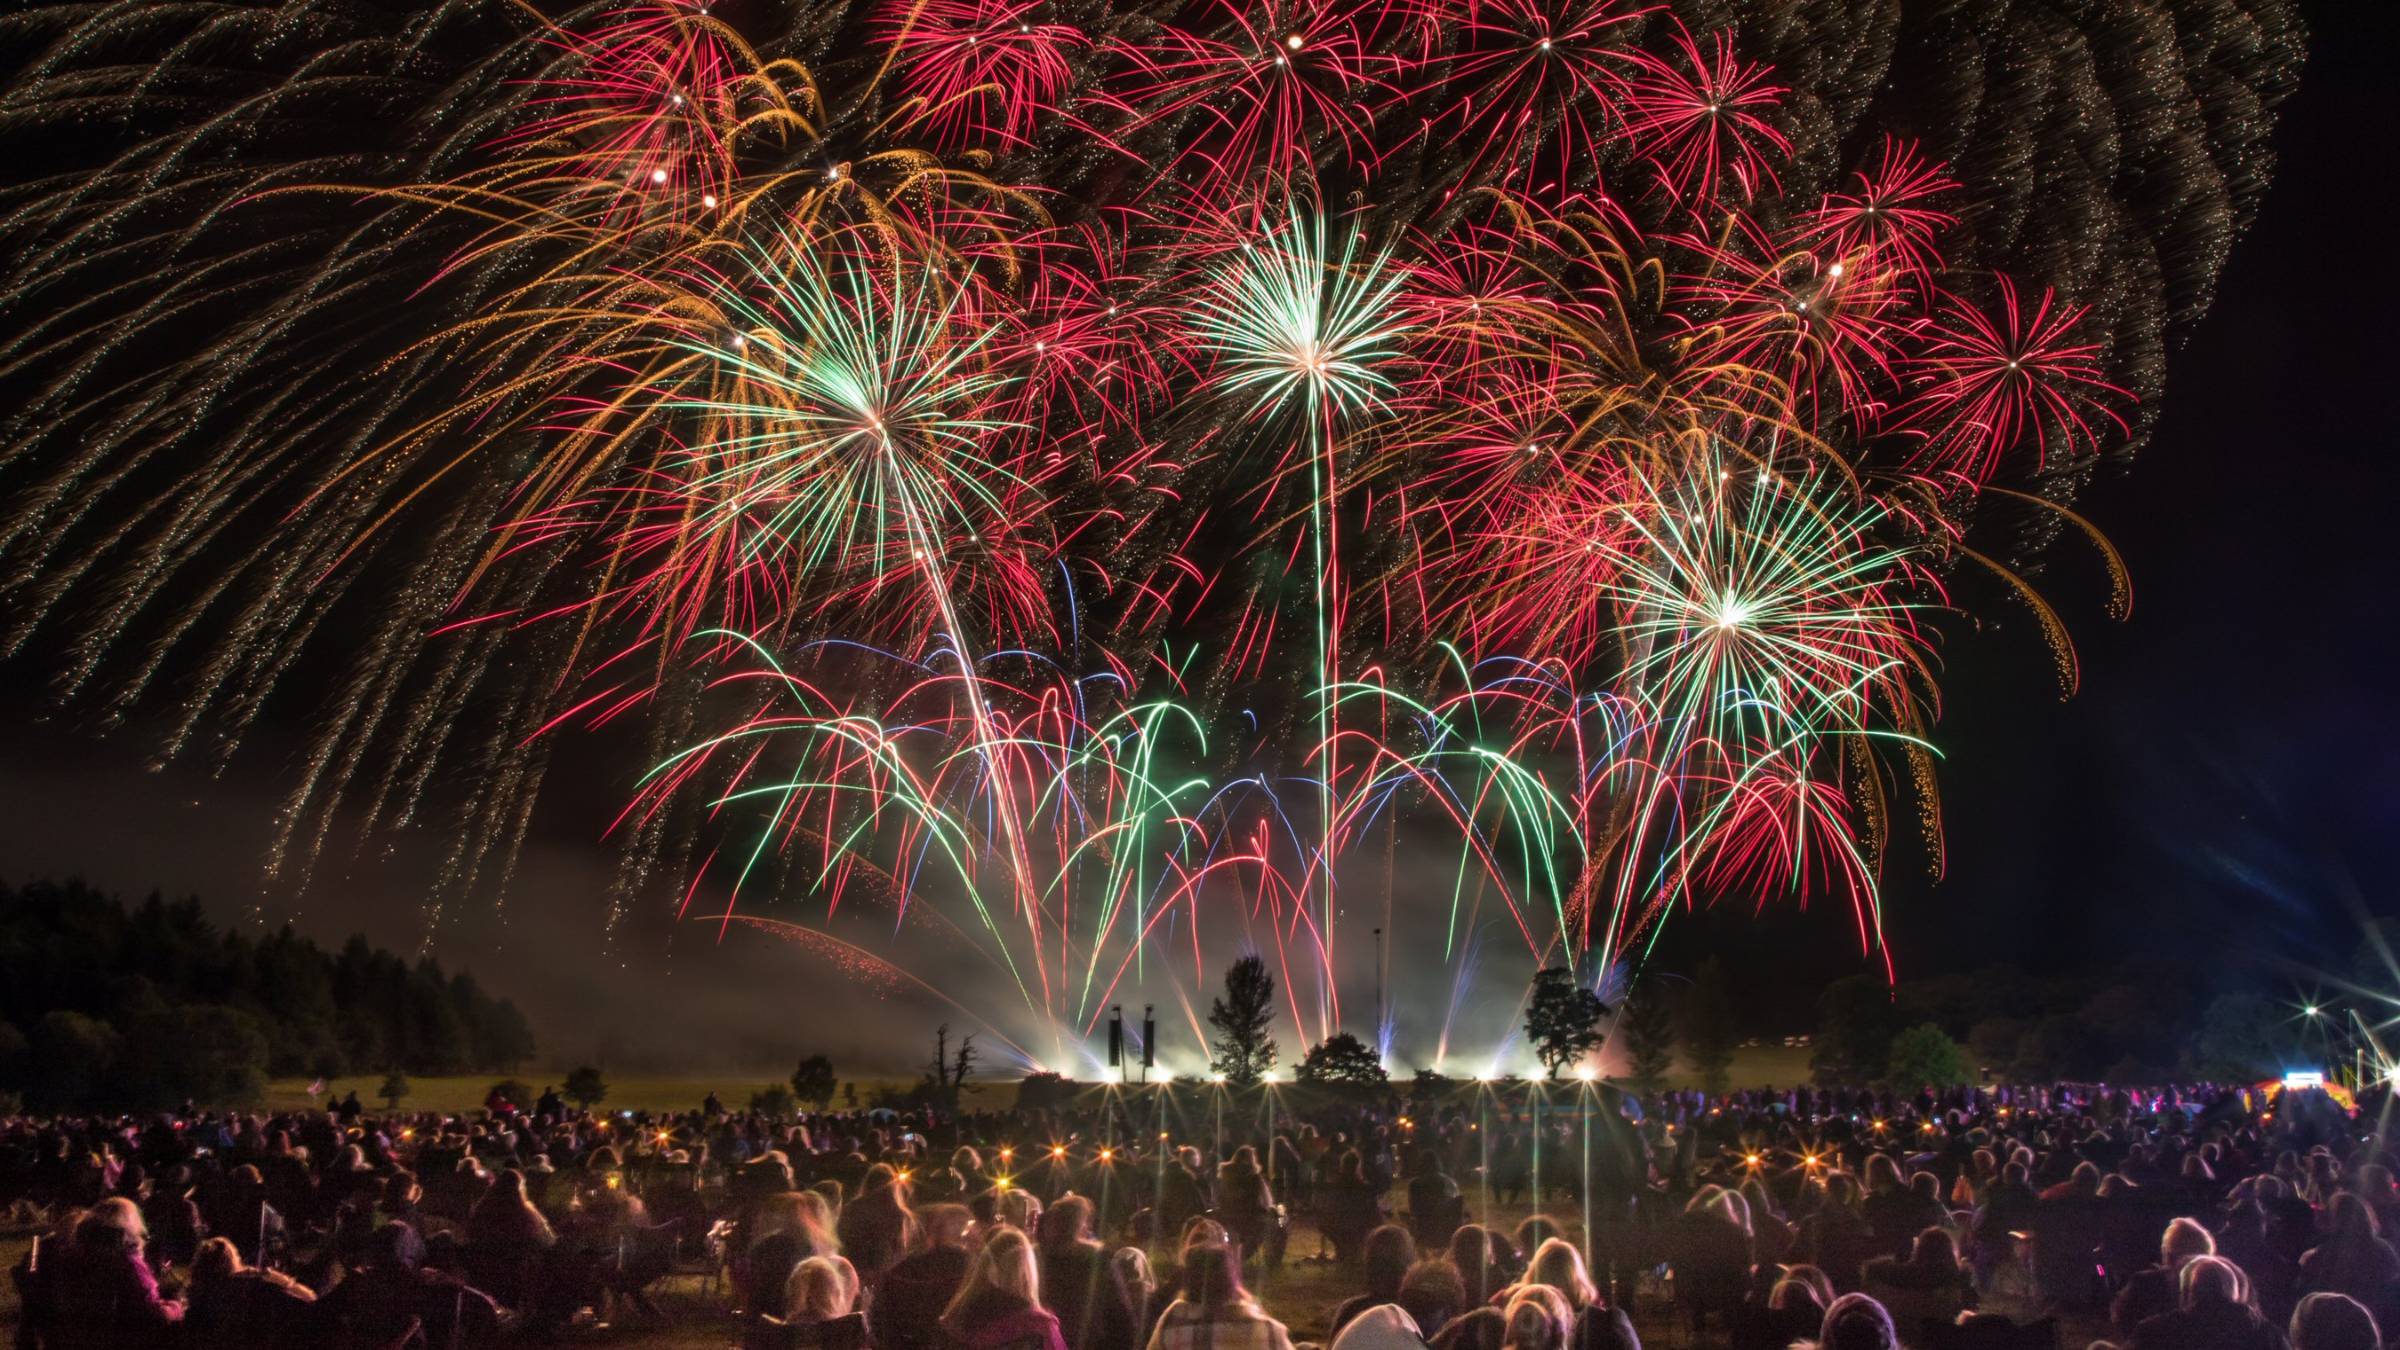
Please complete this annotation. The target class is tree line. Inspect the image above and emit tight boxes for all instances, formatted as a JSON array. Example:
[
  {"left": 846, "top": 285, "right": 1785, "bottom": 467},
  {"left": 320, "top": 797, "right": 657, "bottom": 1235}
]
[{"left": 0, "top": 878, "right": 536, "bottom": 1112}]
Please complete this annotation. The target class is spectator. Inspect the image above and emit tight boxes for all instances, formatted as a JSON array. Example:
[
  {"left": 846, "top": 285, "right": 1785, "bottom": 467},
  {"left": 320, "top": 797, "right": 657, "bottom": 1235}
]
[
  {"left": 1039, "top": 1194, "right": 1138, "bottom": 1350},
  {"left": 2113, "top": 1215, "right": 2216, "bottom": 1333},
  {"left": 1734, "top": 1276, "right": 1824, "bottom": 1350},
  {"left": 1797, "top": 1292, "right": 1899, "bottom": 1350},
  {"left": 1500, "top": 1285, "right": 1572, "bottom": 1350},
  {"left": 1408, "top": 1150, "right": 1465, "bottom": 1251},
  {"left": 882, "top": 1204, "right": 978, "bottom": 1350},
  {"left": 46, "top": 1198, "right": 183, "bottom": 1349},
  {"left": 2291, "top": 1292, "right": 2382, "bottom": 1350},
  {"left": 843, "top": 1163, "right": 921, "bottom": 1281},
  {"left": 1859, "top": 1226, "right": 1974, "bottom": 1332},
  {"left": 1502, "top": 1238, "right": 1639, "bottom": 1350},
  {"left": 1147, "top": 1243, "right": 1294, "bottom": 1350},
  {"left": 1431, "top": 1307, "right": 1507, "bottom": 1350},
  {"left": 1450, "top": 1225, "right": 1505, "bottom": 1307},
  {"left": 2302, "top": 1193, "right": 2400, "bottom": 1326},
  {"left": 1673, "top": 1187, "right": 1753, "bottom": 1334},
  {"left": 1333, "top": 1303, "right": 1429, "bottom": 1350},
  {"left": 205, "top": 1164, "right": 283, "bottom": 1267},
  {"left": 2128, "top": 1254, "right": 2286, "bottom": 1350},
  {"left": 1115, "top": 1246, "right": 1159, "bottom": 1339},
  {"left": 772, "top": 1256, "right": 872, "bottom": 1350},
  {"left": 1215, "top": 1147, "right": 1278, "bottom": 1260},
  {"left": 753, "top": 1190, "right": 843, "bottom": 1318},
  {"left": 1323, "top": 1150, "right": 1389, "bottom": 1264},
  {"left": 941, "top": 1226, "right": 1068, "bottom": 1350},
  {"left": 1331, "top": 1225, "right": 1419, "bottom": 1334},
  {"left": 181, "top": 1235, "right": 316, "bottom": 1350},
  {"left": 464, "top": 1166, "right": 557, "bottom": 1311},
  {"left": 1399, "top": 1254, "right": 1470, "bottom": 1338},
  {"left": 312, "top": 1220, "right": 503, "bottom": 1348}
]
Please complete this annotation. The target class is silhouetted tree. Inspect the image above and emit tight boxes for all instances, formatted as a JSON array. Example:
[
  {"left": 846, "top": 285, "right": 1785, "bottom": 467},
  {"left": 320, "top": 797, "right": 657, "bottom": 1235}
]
[
  {"left": 1885, "top": 1023, "right": 1972, "bottom": 1088},
  {"left": 1297, "top": 1032, "right": 1387, "bottom": 1085},
  {"left": 791, "top": 1054, "right": 837, "bottom": 1110},
  {"left": 1526, "top": 967, "right": 1605, "bottom": 1079},
  {"left": 1619, "top": 977, "right": 1678, "bottom": 1091},
  {"left": 1208, "top": 955, "right": 1279, "bottom": 1086},
  {"left": 1682, "top": 958, "right": 1740, "bottom": 1094},
  {"left": 563, "top": 1065, "right": 609, "bottom": 1110}
]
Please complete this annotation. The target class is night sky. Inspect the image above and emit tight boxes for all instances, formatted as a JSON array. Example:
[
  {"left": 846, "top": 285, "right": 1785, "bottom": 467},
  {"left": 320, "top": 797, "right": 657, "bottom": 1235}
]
[{"left": 0, "top": 0, "right": 2386, "bottom": 1065}]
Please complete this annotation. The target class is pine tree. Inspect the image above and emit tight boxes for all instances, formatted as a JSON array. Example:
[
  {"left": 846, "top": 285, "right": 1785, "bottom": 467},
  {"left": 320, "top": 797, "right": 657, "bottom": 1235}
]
[
  {"left": 1208, "top": 955, "right": 1278, "bottom": 1086},
  {"left": 1682, "top": 958, "right": 1740, "bottom": 1094},
  {"left": 1620, "top": 976, "right": 1678, "bottom": 1090}
]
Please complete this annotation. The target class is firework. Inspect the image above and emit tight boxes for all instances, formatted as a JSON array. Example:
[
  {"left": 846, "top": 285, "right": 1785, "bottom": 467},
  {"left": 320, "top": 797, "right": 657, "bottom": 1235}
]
[{"left": 0, "top": 0, "right": 2300, "bottom": 1052}]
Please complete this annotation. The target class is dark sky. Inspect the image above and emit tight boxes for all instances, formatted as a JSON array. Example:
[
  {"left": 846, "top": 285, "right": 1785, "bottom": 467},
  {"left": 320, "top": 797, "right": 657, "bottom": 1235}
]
[
  {"left": 1654, "top": 0, "right": 2400, "bottom": 1012},
  {"left": 2, "top": 0, "right": 2391, "bottom": 1065}
]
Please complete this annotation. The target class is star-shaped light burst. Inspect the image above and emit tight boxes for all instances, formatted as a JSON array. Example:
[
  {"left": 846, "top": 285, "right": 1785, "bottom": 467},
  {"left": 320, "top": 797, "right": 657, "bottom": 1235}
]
[{"left": 1190, "top": 203, "right": 1412, "bottom": 427}]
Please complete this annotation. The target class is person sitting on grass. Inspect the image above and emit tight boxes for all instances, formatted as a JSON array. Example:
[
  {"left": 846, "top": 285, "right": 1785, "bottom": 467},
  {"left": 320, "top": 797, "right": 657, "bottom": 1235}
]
[
  {"left": 1498, "top": 1285, "right": 1573, "bottom": 1350},
  {"left": 2127, "top": 1254, "right": 2285, "bottom": 1350},
  {"left": 941, "top": 1226, "right": 1069, "bottom": 1350},
  {"left": 881, "top": 1204, "right": 978, "bottom": 1350},
  {"left": 2291, "top": 1291, "right": 2383, "bottom": 1350},
  {"left": 1145, "top": 1242, "right": 1294, "bottom": 1350},
  {"left": 1497, "top": 1238, "right": 1639, "bottom": 1350},
  {"left": 2113, "top": 1215, "right": 2216, "bottom": 1333},
  {"left": 1397, "top": 1254, "right": 1469, "bottom": 1340},
  {"left": 1795, "top": 1292, "right": 1899, "bottom": 1350},
  {"left": 181, "top": 1235, "right": 316, "bottom": 1350},
  {"left": 1331, "top": 1225, "right": 1419, "bottom": 1335}
]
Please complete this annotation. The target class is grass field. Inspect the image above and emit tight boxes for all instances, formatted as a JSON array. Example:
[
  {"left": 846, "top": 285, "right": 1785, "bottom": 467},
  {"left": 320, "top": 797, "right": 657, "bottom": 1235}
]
[
  {"left": 270, "top": 1043, "right": 1822, "bottom": 1117},
  {"left": 6, "top": 1044, "right": 1841, "bottom": 1345},
  {"left": 0, "top": 1199, "right": 1789, "bottom": 1349}
]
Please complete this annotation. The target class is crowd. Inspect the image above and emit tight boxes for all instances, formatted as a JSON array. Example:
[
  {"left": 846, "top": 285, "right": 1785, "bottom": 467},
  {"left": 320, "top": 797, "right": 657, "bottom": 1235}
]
[{"left": 3, "top": 1077, "right": 2396, "bottom": 1349}]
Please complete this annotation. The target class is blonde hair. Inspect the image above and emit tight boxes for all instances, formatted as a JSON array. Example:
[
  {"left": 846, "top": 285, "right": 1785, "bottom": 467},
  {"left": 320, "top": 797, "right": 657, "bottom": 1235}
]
[
  {"left": 788, "top": 1256, "right": 854, "bottom": 1321},
  {"left": 945, "top": 1225, "right": 1041, "bottom": 1324},
  {"left": 2162, "top": 1216, "right": 2216, "bottom": 1266},
  {"left": 1501, "top": 1284, "right": 1572, "bottom": 1350},
  {"left": 73, "top": 1197, "right": 146, "bottom": 1254},
  {"left": 1523, "top": 1238, "right": 1597, "bottom": 1309},
  {"left": 998, "top": 1187, "right": 1043, "bottom": 1233}
]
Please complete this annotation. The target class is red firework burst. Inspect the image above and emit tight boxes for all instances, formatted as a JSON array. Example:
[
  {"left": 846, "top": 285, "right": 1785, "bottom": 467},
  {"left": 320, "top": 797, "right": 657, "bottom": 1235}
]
[
  {"left": 1674, "top": 225, "right": 1918, "bottom": 425},
  {"left": 1096, "top": 0, "right": 1401, "bottom": 193},
  {"left": 504, "top": 0, "right": 743, "bottom": 226},
  {"left": 1898, "top": 275, "right": 2131, "bottom": 480},
  {"left": 1417, "top": 0, "right": 1645, "bottom": 187},
  {"left": 1617, "top": 25, "right": 1789, "bottom": 207},
  {"left": 879, "top": 0, "right": 1088, "bottom": 149},
  {"left": 1797, "top": 137, "right": 1959, "bottom": 294}
]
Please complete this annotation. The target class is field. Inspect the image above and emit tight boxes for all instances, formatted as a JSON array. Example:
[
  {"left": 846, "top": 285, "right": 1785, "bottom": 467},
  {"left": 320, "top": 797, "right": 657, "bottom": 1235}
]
[
  {"left": 268, "top": 1042, "right": 1822, "bottom": 1116},
  {"left": 4, "top": 1044, "right": 1839, "bottom": 1345},
  {"left": 0, "top": 1198, "right": 1757, "bottom": 1348}
]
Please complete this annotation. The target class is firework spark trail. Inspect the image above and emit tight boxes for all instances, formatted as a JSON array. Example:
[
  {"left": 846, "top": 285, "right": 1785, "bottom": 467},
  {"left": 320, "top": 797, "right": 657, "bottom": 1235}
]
[
  {"left": 0, "top": 0, "right": 2297, "bottom": 1054},
  {"left": 1189, "top": 202, "right": 1411, "bottom": 1030}
]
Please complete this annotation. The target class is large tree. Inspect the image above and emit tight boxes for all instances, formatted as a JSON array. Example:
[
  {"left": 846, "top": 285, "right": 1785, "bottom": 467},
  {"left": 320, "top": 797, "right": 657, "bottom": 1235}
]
[
  {"left": 1885, "top": 1023, "right": 1973, "bottom": 1088},
  {"left": 563, "top": 1064, "right": 609, "bottom": 1110},
  {"left": 1619, "top": 976, "right": 1678, "bottom": 1091},
  {"left": 1682, "top": 958, "right": 1740, "bottom": 1094},
  {"left": 1526, "top": 967, "right": 1605, "bottom": 1080},
  {"left": 791, "top": 1054, "right": 838, "bottom": 1110},
  {"left": 1812, "top": 973, "right": 1904, "bottom": 1086},
  {"left": 1208, "top": 955, "right": 1279, "bottom": 1086},
  {"left": 1297, "top": 1032, "right": 1388, "bottom": 1085}
]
